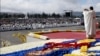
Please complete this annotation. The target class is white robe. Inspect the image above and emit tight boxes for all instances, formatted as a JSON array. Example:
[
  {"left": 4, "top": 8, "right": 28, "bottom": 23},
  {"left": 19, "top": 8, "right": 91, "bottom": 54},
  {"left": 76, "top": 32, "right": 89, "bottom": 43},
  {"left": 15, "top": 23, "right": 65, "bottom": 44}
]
[{"left": 83, "top": 10, "right": 96, "bottom": 37}]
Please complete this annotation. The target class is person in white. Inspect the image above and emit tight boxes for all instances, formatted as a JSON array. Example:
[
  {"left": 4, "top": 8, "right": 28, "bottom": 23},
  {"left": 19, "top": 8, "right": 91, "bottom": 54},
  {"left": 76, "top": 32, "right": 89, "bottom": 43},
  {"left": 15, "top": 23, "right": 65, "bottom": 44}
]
[{"left": 83, "top": 6, "right": 96, "bottom": 39}]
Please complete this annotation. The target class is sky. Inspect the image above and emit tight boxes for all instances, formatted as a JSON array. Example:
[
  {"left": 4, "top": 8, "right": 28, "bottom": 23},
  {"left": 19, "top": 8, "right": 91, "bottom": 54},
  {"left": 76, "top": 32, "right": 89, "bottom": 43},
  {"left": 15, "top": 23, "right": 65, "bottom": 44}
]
[{"left": 1, "top": 0, "right": 100, "bottom": 13}]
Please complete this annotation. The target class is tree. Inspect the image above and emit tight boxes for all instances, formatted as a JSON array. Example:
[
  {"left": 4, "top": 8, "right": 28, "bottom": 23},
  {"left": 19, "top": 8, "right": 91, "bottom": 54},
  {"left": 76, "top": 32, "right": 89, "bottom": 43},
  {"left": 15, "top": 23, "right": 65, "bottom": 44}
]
[
  {"left": 52, "top": 13, "right": 56, "bottom": 18},
  {"left": 41, "top": 12, "right": 48, "bottom": 18}
]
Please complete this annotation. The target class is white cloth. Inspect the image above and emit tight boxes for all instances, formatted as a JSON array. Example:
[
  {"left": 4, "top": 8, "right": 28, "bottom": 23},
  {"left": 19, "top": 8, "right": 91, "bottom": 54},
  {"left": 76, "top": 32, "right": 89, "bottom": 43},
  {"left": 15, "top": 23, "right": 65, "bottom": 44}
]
[{"left": 83, "top": 10, "right": 96, "bottom": 37}]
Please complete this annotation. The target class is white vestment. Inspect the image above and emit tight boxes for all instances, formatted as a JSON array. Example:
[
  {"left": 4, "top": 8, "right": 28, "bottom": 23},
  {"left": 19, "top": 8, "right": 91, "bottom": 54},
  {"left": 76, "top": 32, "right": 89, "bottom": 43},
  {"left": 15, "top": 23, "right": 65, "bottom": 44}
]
[{"left": 83, "top": 10, "right": 96, "bottom": 37}]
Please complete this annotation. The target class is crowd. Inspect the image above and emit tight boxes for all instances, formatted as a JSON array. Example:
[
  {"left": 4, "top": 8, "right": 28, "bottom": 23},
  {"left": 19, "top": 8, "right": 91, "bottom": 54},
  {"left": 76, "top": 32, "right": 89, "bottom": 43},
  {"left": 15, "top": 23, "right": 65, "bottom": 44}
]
[{"left": 0, "top": 18, "right": 80, "bottom": 31}]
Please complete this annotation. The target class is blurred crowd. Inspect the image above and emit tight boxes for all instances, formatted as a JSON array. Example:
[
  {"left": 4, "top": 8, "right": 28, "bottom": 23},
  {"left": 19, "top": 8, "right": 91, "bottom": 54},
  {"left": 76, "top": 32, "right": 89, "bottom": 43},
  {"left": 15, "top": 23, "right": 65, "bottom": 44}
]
[{"left": 0, "top": 18, "right": 79, "bottom": 31}]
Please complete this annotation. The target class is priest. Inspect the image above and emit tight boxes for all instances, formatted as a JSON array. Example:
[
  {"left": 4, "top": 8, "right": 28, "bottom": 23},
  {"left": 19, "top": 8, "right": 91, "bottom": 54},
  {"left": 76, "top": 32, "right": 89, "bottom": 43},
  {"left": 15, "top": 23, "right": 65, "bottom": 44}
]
[{"left": 83, "top": 6, "right": 96, "bottom": 39}]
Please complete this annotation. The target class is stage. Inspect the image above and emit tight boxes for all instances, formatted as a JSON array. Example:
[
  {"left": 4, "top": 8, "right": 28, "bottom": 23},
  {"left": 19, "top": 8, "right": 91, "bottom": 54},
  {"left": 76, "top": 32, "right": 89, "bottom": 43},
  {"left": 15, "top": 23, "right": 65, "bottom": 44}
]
[{"left": 42, "top": 30, "right": 100, "bottom": 39}]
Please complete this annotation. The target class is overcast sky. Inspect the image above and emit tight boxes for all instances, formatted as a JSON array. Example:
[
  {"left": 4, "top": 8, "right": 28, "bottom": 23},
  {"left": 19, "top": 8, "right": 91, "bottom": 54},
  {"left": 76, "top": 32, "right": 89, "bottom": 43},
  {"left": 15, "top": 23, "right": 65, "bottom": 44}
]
[{"left": 1, "top": 0, "right": 100, "bottom": 13}]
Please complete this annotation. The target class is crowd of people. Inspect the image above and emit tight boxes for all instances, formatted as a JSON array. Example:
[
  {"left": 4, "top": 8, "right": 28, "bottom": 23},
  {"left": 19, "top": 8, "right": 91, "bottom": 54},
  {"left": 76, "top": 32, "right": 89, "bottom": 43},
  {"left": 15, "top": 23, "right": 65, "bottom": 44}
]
[{"left": 0, "top": 18, "right": 79, "bottom": 32}]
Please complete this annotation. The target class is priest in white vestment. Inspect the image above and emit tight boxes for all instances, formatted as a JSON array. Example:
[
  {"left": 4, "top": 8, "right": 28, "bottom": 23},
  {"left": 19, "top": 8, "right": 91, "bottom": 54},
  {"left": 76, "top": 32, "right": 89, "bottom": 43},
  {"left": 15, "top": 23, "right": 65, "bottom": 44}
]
[{"left": 83, "top": 6, "right": 96, "bottom": 39}]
